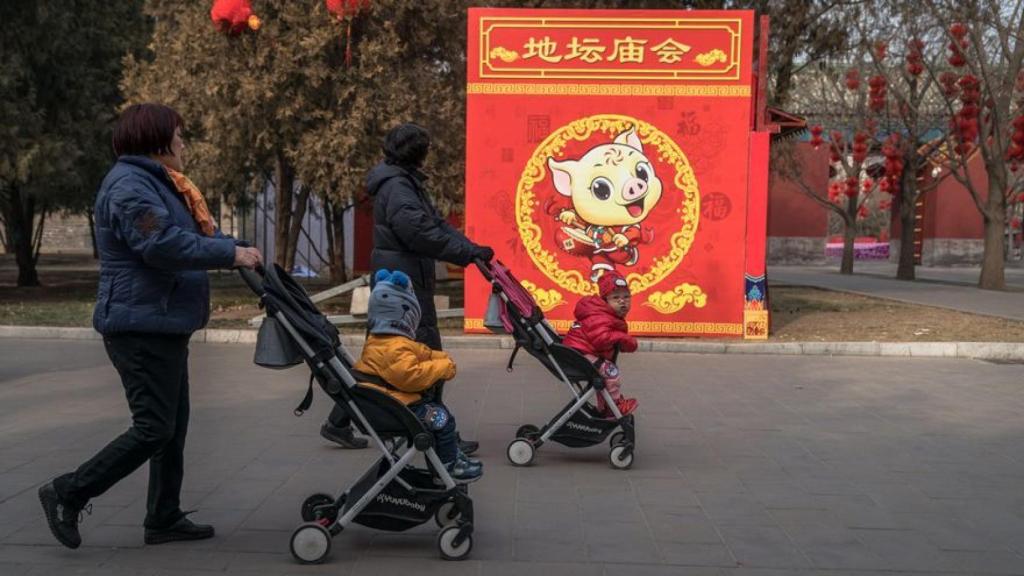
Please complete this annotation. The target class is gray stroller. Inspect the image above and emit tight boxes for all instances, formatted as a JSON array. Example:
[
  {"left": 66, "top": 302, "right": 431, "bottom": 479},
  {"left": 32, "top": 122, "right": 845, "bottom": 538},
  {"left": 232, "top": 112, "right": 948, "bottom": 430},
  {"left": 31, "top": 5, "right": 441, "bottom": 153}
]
[{"left": 240, "top": 264, "right": 474, "bottom": 563}]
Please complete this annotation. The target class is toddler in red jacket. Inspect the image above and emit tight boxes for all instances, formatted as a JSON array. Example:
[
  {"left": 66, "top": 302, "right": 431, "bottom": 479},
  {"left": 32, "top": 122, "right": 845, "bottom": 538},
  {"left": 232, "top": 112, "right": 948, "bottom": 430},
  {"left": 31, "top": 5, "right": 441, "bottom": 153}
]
[{"left": 562, "top": 271, "right": 639, "bottom": 418}]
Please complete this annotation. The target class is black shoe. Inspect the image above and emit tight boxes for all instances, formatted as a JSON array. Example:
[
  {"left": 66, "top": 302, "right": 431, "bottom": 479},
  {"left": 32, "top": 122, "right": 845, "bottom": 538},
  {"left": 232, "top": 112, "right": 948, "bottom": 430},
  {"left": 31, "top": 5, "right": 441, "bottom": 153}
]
[
  {"left": 320, "top": 423, "right": 369, "bottom": 449},
  {"left": 144, "top": 514, "right": 215, "bottom": 545},
  {"left": 39, "top": 482, "right": 88, "bottom": 549},
  {"left": 457, "top": 435, "right": 479, "bottom": 456}
]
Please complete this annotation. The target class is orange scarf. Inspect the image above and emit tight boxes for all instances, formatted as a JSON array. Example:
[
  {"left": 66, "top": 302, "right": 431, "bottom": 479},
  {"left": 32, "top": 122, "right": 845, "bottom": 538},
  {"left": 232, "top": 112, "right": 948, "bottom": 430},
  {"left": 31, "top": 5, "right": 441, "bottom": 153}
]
[{"left": 165, "top": 168, "right": 216, "bottom": 237}]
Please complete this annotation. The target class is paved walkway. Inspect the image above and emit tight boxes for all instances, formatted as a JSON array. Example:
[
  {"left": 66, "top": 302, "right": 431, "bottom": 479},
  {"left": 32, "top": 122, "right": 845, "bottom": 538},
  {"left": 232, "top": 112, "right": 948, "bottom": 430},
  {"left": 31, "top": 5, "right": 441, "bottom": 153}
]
[
  {"left": 832, "top": 262, "right": 1024, "bottom": 290},
  {"left": 770, "top": 265, "right": 1024, "bottom": 322},
  {"left": 2, "top": 340, "right": 1023, "bottom": 575}
]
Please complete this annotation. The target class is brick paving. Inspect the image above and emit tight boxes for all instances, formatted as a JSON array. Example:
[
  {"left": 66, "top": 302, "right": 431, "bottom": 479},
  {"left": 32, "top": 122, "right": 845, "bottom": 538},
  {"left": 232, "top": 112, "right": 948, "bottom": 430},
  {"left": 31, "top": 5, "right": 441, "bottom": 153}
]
[{"left": 1, "top": 339, "right": 1023, "bottom": 575}]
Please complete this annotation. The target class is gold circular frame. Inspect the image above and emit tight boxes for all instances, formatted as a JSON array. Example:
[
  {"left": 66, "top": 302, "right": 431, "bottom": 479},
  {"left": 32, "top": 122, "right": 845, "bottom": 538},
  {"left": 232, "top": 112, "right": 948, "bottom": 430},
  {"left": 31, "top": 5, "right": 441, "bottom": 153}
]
[{"left": 515, "top": 114, "right": 701, "bottom": 296}]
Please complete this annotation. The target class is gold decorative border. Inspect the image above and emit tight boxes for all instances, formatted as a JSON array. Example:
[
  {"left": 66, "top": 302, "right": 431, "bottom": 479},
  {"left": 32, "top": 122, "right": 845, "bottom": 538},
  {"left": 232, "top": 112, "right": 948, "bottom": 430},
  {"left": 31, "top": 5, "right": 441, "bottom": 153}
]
[
  {"left": 465, "top": 317, "right": 743, "bottom": 336},
  {"left": 467, "top": 83, "right": 751, "bottom": 97},
  {"left": 516, "top": 114, "right": 700, "bottom": 297},
  {"left": 479, "top": 16, "right": 743, "bottom": 81}
]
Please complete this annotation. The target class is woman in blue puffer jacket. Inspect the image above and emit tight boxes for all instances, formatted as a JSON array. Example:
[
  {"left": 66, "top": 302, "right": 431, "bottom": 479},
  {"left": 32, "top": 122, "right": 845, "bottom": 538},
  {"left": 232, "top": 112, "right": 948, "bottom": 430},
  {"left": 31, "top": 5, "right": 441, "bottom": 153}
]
[{"left": 39, "top": 103, "right": 262, "bottom": 550}]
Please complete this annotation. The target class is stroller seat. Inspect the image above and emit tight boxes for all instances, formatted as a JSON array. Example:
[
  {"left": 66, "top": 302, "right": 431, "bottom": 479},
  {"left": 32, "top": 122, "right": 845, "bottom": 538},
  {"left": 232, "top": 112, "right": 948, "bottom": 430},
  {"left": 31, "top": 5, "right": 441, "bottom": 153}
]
[{"left": 346, "top": 370, "right": 429, "bottom": 442}]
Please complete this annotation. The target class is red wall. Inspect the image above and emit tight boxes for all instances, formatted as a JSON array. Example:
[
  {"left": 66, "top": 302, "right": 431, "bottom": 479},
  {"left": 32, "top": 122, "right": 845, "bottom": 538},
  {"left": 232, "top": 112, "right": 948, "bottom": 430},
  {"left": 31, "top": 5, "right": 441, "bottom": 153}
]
[
  {"left": 927, "top": 152, "right": 985, "bottom": 239},
  {"left": 768, "top": 142, "right": 829, "bottom": 237}
]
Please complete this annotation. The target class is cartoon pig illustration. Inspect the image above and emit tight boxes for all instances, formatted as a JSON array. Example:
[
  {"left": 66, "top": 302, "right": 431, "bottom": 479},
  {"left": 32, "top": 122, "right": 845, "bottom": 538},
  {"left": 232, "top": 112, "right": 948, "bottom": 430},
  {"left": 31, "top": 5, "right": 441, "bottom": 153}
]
[{"left": 547, "top": 126, "right": 663, "bottom": 281}]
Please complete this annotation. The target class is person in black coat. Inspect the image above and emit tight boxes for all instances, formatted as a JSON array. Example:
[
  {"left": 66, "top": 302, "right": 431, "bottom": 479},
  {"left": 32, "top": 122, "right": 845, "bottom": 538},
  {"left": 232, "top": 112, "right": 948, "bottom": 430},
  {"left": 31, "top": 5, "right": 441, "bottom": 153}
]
[{"left": 321, "top": 123, "right": 493, "bottom": 452}]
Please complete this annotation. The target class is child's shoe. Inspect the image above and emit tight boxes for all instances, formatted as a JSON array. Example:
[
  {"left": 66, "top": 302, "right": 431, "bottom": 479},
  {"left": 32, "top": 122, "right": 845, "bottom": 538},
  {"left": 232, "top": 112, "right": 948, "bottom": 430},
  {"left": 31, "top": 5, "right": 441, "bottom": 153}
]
[
  {"left": 603, "top": 397, "right": 638, "bottom": 419},
  {"left": 616, "top": 397, "right": 638, "bottom": 417},
  {"left": 446, "top": 455, "right": 483, "bottom": 483},
  {"left": 458, "top": 450, "right": 481, "bottom": 466}
]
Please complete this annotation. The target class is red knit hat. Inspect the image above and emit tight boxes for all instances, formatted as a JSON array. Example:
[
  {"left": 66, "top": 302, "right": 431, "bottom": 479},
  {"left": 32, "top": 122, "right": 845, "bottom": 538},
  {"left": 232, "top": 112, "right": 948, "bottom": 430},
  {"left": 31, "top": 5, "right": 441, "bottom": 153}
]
[{"left": 597, "top": 271, "right": 629, "bottom": 299}]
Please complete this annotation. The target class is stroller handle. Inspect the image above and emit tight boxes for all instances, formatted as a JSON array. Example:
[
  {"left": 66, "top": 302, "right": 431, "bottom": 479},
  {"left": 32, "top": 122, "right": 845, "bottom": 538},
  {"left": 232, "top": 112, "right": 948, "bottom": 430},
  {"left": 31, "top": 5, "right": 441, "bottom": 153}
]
[
  {"left": 237, "top": 263, "right": 266, "bottom": 295},
  {"left": 473, "top": 258, "right": 494, "bottom": 282}
]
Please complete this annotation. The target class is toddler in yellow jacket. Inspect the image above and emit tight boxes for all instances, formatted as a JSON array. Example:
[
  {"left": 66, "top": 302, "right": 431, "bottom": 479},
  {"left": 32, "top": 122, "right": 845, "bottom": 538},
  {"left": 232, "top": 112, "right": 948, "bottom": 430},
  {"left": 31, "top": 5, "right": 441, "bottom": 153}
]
[{"left": 355, "top": 270, "right": 482, "bottom": 482}]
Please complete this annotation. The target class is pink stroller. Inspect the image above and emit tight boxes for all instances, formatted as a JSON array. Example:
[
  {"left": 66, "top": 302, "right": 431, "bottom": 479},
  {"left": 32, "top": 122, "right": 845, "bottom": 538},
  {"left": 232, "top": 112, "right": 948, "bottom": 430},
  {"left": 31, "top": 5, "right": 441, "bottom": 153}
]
[{"left": 476, "top": 260, "right": 636, "bottom": 469}]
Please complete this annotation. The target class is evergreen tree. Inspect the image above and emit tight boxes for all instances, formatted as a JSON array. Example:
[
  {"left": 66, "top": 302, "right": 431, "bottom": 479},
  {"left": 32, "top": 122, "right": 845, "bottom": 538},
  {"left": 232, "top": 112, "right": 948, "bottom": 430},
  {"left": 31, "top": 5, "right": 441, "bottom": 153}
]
[{"left": 0, "top": 0, "right": 149, "bottom": 286}]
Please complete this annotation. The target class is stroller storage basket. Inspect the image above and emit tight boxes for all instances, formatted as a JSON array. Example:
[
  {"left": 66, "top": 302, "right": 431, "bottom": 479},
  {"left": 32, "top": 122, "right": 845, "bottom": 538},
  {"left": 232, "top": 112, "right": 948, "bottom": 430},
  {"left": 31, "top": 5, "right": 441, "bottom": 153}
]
[{"left": 346, "top": 457, "right": 456, "bottom": 531}]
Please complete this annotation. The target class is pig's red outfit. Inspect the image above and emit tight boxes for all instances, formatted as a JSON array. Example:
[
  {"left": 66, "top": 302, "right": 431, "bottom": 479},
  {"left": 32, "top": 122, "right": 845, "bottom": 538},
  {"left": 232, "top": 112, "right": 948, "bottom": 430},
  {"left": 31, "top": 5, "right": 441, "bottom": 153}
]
[{"left": 562, "top": 274, "right": 639, "bottom": 418}]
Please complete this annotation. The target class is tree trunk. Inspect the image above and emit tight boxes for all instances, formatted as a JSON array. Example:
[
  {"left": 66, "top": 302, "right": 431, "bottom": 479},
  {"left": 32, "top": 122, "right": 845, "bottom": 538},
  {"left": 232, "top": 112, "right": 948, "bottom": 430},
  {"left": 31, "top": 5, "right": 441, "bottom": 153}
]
[
  {"left": 283, "top": 186, "right": 310, "bottom": 273},
  {"left": 840, "top": 221, "right": 856, "bottom": 275},
  {"left": 87, "top": 207, "right": 98, "bottom": 259},
  {"left": 273, "top": 151, "right": 294, "bottom": 269},
  {"left": 325, "top": 200, "right": 348, "bottom": 284},
  {"left": 840, "top": 193, "right": 857, "bottom": 275},
  {"left": 3, "top": 185, "right": 41, "bottom": 286},
  {"left": 896, "top": 166, "right": 917, "bottom": 281},
  {"left": 978, "top": 162, "right": 1007, "bottom": 290}
]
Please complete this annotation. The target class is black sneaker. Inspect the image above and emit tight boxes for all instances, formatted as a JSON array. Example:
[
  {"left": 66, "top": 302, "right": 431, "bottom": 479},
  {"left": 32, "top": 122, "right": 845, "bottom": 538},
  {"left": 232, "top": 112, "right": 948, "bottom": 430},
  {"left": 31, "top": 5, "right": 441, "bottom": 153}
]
[
  {"left": 144, "top": 514, "right": 215, "bottom": 545},
  {"left": 320, "top": 423, "right": 369, "bottom": 449},
  {"left": 456, "top": 434, "right": 479, "bottom": 456},
  {"left": 39, "top": 482, "right": 88, "bottom": 549}
]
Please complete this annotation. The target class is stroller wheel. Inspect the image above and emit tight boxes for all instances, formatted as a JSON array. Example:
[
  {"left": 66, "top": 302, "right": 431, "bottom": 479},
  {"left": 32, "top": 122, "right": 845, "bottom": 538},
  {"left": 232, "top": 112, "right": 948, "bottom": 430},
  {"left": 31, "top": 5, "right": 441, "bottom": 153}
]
[
  {"left": 609, "top": 431, "right": 625, "bottom": 447},
  {"left": 516, "top": 424, "right": 540, "bottom": 440},
  {"left": 301, "top": 493, "right": 337, "bottom": 523},
  {"left": 609, "top": 444, "right": 634, "bottom": 470},
  {"left": 506, "top": 438, "right": 535, "bottom": 466},
  {"left": 434, "top": 500, "right": 460, "bottom": 528},
  {"left": 290, "top": 522, "right": 332, "bottom": 564},
  {"left": 437, "top": 525, "right": 473, "bottom": 560}
]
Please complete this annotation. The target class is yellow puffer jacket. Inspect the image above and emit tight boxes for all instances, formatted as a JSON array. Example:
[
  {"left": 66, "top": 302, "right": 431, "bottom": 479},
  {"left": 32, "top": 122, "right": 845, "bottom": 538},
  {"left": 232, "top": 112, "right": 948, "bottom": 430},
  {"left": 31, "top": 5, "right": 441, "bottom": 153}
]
[{"left": 354, "top": 334, "right": 456, "bottom": 405}]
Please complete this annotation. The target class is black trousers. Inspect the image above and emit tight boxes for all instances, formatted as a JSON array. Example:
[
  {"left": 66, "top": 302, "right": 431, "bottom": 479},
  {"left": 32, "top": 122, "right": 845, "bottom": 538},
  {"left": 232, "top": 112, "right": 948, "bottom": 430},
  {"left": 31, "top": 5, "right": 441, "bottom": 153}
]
[
  {"left": 54, "top": 333, "right": 191, "bottom": 529},
  {"left": 327, "top": 282, "right": 442, "bottom": 428}
]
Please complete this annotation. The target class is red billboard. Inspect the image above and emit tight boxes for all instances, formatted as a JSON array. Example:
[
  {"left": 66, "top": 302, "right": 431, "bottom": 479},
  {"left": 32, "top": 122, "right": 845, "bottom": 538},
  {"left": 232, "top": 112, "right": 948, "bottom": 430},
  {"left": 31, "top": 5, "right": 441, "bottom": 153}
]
[{"left": 464, "top": 8, "right": 768, "bottom": 338}]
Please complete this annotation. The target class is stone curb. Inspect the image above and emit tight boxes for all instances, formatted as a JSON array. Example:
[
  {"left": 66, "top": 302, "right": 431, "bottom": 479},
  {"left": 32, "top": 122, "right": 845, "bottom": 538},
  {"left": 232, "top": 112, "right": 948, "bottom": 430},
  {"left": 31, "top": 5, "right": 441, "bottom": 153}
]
[{"left": 1, "top": 325, "right": 1022, "bottom": 360}]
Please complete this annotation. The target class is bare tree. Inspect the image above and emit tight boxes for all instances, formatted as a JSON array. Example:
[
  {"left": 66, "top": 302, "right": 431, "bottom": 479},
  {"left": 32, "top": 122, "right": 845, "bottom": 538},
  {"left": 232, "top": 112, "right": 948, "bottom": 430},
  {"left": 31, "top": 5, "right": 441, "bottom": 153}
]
[{"left": 918, "top": 0, "right": 1024, "bottom": 290}]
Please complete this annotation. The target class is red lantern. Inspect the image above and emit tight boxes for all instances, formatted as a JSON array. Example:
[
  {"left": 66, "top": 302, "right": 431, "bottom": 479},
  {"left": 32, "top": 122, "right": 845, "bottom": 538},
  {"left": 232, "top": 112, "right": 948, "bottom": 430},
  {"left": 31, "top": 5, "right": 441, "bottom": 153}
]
[
  {"left": 868, "top": 75, "right": 887, "bottom": 113},
  {"left": 326, "top": 0, "right": 370, "bottom": 18},
  {"left": 881, "top": 135, "right": 903, "bottom": 194},
  {"left": 857, "top": 204, "right": 870, "bottom": 220},
  {"left": 940, "top": 71, "right": 960, "bottom": 96},
  {"left": 947, "top": 27, "right": 969, "bottom": 68},
  {"left": 852, "top": 130, "right": 869, "bottom": 164},
  {"left": 326, "top": 0, "right": 372, "bottom": 66},
  {"left": 906, "top": 38, "right": 924, "bottom": 77},
  {"left": 211, "top": 0, "right": 259, "bottom": 34},
  {"left": 845, "top": 176, "right": 860, "bottom": 198},
  {"left": 953, "top": 75, "right": 981, "bottom": 148},
  {"left": 828, "top": 182, "right": 843, "bottom": 203},
  {"left": 809, "top": 125, "right": 824, "bottom": 149},
  {"left": 845, "top": 68, "right": 861, "bottom": 91}
]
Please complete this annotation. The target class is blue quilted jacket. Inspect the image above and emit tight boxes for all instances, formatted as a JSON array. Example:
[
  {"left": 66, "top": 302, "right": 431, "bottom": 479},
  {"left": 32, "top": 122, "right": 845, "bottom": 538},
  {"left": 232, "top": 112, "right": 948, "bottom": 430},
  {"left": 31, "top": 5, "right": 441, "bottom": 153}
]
[{"left": 92, "top": 156, "right": 237, "bottom": 335}]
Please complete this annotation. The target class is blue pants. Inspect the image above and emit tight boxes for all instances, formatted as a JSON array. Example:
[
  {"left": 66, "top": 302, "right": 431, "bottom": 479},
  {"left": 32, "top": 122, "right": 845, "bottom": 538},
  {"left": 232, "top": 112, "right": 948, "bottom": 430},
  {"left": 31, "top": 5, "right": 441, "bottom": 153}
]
[{"left": 412, "top": 402, "right": 458, "bottom": 464}]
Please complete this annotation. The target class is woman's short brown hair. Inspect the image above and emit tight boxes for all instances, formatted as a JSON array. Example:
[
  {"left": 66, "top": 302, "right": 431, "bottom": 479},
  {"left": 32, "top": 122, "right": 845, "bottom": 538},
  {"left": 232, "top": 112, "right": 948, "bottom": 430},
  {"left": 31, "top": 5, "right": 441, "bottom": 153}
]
[{"left": 112, "top": 103, "right": 184, "bottom": 157}]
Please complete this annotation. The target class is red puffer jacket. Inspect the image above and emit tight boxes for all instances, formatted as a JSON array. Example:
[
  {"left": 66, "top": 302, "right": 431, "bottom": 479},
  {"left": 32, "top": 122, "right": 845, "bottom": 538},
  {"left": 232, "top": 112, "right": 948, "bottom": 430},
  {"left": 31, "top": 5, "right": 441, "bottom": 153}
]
[{"left": 562, "top": 296, "right": 638, "bottom": 361}]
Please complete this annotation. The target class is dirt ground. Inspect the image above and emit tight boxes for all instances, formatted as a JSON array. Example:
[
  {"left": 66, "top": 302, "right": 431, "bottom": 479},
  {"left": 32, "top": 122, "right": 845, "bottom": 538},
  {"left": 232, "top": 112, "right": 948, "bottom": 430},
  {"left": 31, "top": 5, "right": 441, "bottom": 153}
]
[{"left": 2, "top": 254, "right": 1023, "bottom": 342}]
